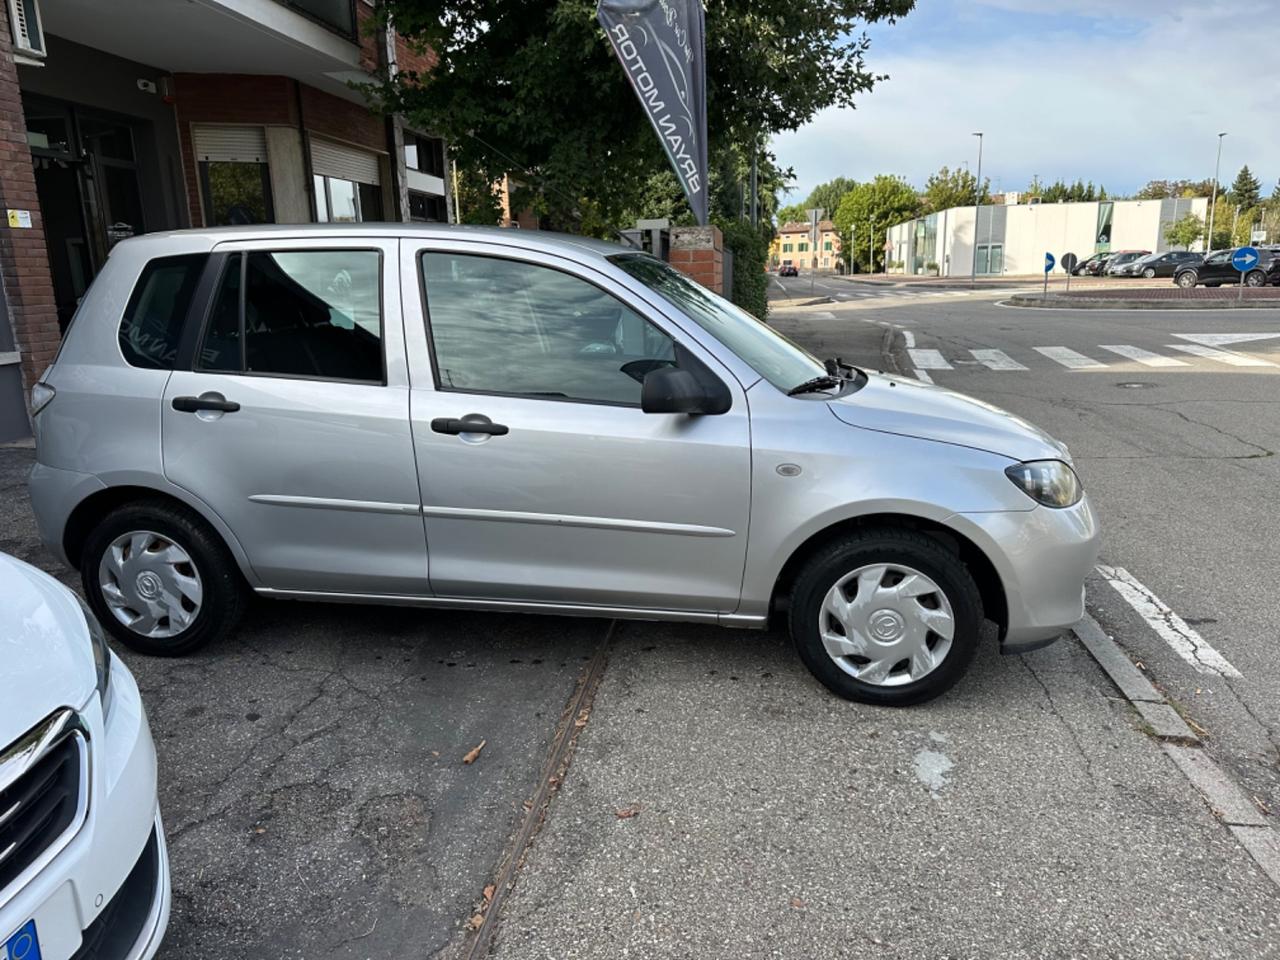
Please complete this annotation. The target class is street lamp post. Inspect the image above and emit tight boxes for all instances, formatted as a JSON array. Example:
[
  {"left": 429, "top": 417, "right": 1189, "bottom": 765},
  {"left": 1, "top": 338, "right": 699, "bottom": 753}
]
[
  {"left": 1207, "top": 132, "right": 1226, "bottom": 250},
  {"left": 970, "top": 132, "right": 984, "bottom": 288},
  {"left": 869, "top": 220, "right": 874, "bottom": 274}
]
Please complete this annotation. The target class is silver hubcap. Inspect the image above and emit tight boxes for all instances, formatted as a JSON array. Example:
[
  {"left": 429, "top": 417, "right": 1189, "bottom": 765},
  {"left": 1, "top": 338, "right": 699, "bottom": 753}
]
[
  {"left": 818, "top": 563, "right": 955, "bottom": 687},
  {"left": 98, "top": 531, "right": 203, "bottom": 638}
]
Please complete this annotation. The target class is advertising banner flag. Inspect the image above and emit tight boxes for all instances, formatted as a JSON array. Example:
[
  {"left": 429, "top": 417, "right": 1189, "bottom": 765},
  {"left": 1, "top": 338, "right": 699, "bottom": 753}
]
[{"left": 598, "top": 0, "right": 708, "bottom": 225}]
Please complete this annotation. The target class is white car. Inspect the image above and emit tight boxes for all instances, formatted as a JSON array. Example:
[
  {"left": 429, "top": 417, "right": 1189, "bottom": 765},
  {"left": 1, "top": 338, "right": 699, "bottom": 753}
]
[{"left": 1, "top": 554, "right": 168, "bottom": 959}]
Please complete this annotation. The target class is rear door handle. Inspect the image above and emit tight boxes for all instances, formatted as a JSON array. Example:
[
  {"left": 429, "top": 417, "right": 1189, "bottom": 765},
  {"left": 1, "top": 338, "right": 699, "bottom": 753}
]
[
  {"left": 431, "top": 414, "right": 509, "bottom": 436},
  {"left": 173, "top": 395, "right": 240, "bottom": 414}
]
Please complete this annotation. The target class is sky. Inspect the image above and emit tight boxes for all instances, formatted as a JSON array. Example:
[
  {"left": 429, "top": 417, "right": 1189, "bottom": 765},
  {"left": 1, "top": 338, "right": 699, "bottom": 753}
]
[{"left": 772, "top": 0, "right": 1279, "bottom": 204}]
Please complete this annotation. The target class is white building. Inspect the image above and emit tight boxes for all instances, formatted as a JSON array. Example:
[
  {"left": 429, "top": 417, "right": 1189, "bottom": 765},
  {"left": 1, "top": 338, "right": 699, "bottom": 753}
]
[{"left": 886, "top": 197, "right": 1210, "bottom": 277}]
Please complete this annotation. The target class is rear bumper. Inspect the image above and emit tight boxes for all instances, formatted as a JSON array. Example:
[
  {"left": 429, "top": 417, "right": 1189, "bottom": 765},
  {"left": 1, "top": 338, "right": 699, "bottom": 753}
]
[
  {"left": 27, "top": 462, "right": 105, "bottom": 568},
  {"left": 949, "top": 494, "right": 1101, "bottom": 651}
]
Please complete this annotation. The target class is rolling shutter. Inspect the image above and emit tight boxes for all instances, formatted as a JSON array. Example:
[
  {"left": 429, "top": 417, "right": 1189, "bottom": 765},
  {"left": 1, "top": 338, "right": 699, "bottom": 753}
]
[
  {"left": 192, "top": 125, "right": 268, "bottom": 164},
  {"left": 310, "top": 137, "right": 381, "bottom": 186}
]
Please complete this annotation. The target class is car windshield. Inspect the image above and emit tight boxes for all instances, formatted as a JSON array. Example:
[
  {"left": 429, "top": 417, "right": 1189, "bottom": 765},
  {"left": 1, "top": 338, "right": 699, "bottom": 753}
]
[{"left": 609, "top": 253, "right": 826, "bottom": 391}]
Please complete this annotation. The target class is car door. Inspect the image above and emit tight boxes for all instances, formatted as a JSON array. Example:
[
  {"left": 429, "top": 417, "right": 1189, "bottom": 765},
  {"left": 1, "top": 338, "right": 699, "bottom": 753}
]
[
  {"left": 162, "top": 237, "right": 428, "bottom": 595},
  {"left": 400, "top": 239, "right": 752, "bottom": 614},
  {"left": 1200, "top": 250, "right": 1232, "bottom": 282}
]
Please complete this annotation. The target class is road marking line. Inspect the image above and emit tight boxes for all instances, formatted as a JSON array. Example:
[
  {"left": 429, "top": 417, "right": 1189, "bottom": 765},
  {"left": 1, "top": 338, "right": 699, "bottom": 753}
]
[
  {"left": 1166, "top": 344, "right": 1276, "bottom": 367},
  {"left": 809, "top": 311, "right": 836, "bottom": 320},
  {"left": 1099, "top": 345, "right": 1189, "bottom": 367},
  {"left": 970, "top": 348, "right": 1028, "bottom": 371},
  {"left": 1173, "top": 332, "right": 1280, "bottom": 347},
  {"left": 913, "top": 369, "right": 934, "bottom": 384},
  {"left": 1095, "top": 565, "right": 1242, "bottom": 678},
  {"left": 907, "top": 348, "right": 952, "bottom": 370},
  {"left": 903, "top": 330, "right": 916, "bottom": 348},
  {"left": 1034, "top": 346, "right": 1108, "bottom": 369}
]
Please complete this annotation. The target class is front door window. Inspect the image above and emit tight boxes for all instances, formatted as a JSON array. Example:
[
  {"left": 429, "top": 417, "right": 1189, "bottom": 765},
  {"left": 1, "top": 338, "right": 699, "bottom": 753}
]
[{"left": 420, "top": 253, "right": 676, "bottom": 406}]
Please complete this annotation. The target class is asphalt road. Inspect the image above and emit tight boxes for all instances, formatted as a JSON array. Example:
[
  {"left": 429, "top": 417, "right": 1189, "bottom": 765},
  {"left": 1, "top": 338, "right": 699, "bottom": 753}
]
[
  {"left": 6, "top": 287, "right": 1280, "bottom": 957},
  {"left": 769, "top": 289, "right": 1280, "bottom": 823}
]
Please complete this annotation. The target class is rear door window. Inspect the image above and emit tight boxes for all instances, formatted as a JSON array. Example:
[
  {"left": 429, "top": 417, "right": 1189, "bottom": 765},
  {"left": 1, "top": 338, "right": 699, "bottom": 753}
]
[
  {"left": 196, "top": 250, "right": 383, "bottom": 383},
  {"left": 119, "top": 254, "right": 206, "bottom": 369}
]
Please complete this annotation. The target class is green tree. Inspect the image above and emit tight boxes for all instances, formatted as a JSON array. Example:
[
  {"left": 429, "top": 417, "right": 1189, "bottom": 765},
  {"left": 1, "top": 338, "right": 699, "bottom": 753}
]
[
  {"left": 833, "top": 175, "right": 920, "bottom": 272},
  {"left": 1229, "top": 165, "right": 1261, "bottom": 210},
  {"left": 453, "top": 165, "right": 504, "bottom": 225},
  {"left": 377, "top": 0, "right": 915, "bottom": 232},
  {"left": 921, "top": 165, "right": 989, "bottom": 212},
  {"left": 1163, "top": 212, "right": 1204, "bottom": 250},
  {"left": 776, "top": 177, "right": 859, "bottom": 226}
]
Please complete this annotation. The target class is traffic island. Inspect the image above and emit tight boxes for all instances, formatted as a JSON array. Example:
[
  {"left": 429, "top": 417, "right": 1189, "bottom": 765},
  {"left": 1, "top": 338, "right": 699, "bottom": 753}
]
[{"left": 1008, "top": 287, "right": 1280, "bottom": 310}]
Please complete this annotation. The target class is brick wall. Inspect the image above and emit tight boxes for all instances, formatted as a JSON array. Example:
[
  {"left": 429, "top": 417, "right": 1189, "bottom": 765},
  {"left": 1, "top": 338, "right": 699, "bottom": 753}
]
[
  {"left": 0, "top": 4, "right": 59, "bottom": 407},
  {"left": 173, "top": 74, "right": 388, "bottom": 227},
  {"left": 669, "top": 225, "right": 724, "bottom": 295}
]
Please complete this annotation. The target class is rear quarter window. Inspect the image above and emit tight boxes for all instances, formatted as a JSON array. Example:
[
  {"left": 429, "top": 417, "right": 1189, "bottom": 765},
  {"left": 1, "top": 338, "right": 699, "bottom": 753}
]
[{"left": 119, "top": 254, "right": 207, "bottom": 369}]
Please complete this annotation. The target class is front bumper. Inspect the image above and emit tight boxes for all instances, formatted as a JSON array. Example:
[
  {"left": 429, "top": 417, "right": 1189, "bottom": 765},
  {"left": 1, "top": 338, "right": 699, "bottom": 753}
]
[
  {"left": 949, "top": 494, "right": 1101, "bottom": 652},
  {"left": 0, "top": 658, "right": 169, "bottom": 959}
]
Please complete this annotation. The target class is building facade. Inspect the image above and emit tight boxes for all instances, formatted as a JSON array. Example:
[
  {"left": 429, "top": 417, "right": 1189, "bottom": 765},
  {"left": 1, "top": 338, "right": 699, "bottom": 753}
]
[
  {"left": 770, "top": 220, "right": 842, "bottom": 273},
  {"left": 885, "top": 197, "right": 1210, "bottom": 278},
  {"left": 0, "top": 0, "right": 451, "bottom": 441}
]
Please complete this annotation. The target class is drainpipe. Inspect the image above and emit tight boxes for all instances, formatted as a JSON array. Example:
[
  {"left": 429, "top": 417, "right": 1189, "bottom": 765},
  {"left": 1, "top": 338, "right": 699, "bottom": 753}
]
[{"left": 295, "top": 80, "right": 316, "bottom": 222}]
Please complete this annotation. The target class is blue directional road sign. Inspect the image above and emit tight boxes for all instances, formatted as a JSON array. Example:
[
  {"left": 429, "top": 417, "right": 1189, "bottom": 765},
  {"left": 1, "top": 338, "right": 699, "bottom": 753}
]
[
  {"left": 1232, "top": 246, "right": 1260, "bottom": 272},
  {"left": 1044, "top": 252, "right": 1056, "bottom": 273}
]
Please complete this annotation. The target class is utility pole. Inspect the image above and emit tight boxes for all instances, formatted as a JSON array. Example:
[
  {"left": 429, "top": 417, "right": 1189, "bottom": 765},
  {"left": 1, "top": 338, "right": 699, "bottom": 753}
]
[
  {"left": 1231, "top": 204, "right": 1240, "bottom": 245},
  {"left": 868, "top": 220, "right": 874, "bottom": 274},
  {"left": 970, "top": 132, "right": 984, "bottom": 288},
  {"left": 1207, "top": 132, "right": 1226, "bottom": 250},
  {"left": 749, "top": 137, "right": 759, "bottom": 228}
]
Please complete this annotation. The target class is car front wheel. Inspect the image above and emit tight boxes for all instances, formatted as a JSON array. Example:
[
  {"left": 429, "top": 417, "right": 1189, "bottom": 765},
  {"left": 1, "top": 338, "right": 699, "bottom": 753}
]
[
  {"left": 82, "top": 500, "right": 246, "bottom": 656},
  {"left": 1176, "top": 272, "right": 1197, "bottom": 288},
  {"left": 788, "top": 529, "right": 983, "bottom": 706},
  {"left": 1142, "top": 268, "right": 1156, "bottom": 279},
  {"left": 1245, "top": 270, "right": 1265, "bottom": 287}
]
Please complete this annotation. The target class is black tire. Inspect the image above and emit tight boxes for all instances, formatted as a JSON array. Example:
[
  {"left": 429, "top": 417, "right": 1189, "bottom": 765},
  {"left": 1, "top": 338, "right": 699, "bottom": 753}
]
[
  {"left": 1245, "top": 270, "right": 1265, "bottom": 287},
  {"left": 81, "top": 499, "right": 247, "bottom": 656},
  {"left": 788, "top": 528, "right": 984, "bottom": 707},
  {"left": 1142, "top": 268, "right": 1156, "bottom": 279},
  {"left": 1176, "top": 272, "right": 1197, "bottom": 289}
]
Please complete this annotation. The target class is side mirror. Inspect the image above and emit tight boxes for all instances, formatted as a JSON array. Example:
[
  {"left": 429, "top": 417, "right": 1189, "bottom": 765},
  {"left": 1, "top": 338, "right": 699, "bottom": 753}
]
[{"left": 641, "top": 367, "right": 715, "bottom": 415}]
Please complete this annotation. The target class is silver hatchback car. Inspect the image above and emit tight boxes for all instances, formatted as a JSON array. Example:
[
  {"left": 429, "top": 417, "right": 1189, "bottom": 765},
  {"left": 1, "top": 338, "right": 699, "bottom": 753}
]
[{"left": 29, "top": 225, "right": 1099, "bottom": 706}]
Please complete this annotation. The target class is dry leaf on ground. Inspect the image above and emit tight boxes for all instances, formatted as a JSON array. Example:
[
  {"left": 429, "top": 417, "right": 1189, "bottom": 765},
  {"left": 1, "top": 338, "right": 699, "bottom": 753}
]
[
  {"left": 467, "top": 913, "right": 484, "bottom": 930},
  {"left": 790, "top": 897, "right": 806, "bottom": 910},
  {"left": 615, "top": 803, "right": 642, "bottom": 820},
  {"left": 483, "top": 884, "right": 495, "bottom": 904},
  {"left": 463, "top": 740, "right": 487, "bottom": 765}
]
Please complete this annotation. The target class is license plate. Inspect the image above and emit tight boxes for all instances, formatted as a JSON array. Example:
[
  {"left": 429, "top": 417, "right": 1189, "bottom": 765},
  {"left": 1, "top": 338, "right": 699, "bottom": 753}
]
[{"left": 1, "top": 921, "right": 42, "bottom": 960}]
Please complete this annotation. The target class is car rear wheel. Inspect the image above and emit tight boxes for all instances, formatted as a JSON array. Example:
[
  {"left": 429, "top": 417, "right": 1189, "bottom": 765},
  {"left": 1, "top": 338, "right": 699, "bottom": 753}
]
[
  {"left": 1142, "top": 267, "right": 1157, "bottom": 279},
  {"left": 788, "top": 528, "right": 983, "bottom": 706},
  {"left": 82, "top": 500, "right": 246, "bottom": 656},
  {"left": 1245, "top": 270, "right": 1265, "bottom": 287},
  {"left": 1176, "top": 272, "right": 1197, "bottom": 288}
]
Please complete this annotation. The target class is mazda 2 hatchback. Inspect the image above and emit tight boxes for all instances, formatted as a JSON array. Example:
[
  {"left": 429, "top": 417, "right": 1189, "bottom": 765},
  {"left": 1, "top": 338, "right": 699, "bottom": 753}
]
[{"left": 29, "top": 225, "right": 1099, "bottom": 706}]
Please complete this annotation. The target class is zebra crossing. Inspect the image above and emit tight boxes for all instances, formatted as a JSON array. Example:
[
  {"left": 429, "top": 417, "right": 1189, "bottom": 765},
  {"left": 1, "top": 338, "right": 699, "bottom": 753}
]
[{"left": 906, "top": 333, "right": 1280, "bottom": 375}]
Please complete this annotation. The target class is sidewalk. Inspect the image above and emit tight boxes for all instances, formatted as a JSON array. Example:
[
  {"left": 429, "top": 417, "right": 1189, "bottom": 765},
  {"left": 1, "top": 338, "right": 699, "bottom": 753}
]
[{"left": 489, "top": 623, "right": 1280, "bottom": 959}]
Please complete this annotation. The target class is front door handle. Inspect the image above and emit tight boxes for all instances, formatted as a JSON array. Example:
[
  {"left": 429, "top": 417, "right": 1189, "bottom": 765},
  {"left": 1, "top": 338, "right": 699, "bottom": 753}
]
[
  {"left": 173, "top": 395, "right": 240, "bottom": 414},
  {"left": 431, "top": 414, "right": 509, "bottom": 436}
]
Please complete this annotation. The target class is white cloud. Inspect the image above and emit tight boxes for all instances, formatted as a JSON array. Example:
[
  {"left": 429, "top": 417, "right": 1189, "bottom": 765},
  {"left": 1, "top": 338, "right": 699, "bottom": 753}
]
[{"left": 774, "top": 8, "right": 1279, "bottom": 201}]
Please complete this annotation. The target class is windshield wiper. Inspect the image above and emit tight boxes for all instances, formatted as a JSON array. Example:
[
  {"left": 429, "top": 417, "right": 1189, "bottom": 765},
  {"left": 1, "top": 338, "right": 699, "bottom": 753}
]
[{"left": 787, "top": 375, "right": 843, "bottom": 396}]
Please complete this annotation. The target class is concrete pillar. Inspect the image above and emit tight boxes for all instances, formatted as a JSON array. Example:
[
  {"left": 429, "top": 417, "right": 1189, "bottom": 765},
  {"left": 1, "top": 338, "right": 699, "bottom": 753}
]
[{"left": 669, "top": 225, "right": 724, "bottom": 295}]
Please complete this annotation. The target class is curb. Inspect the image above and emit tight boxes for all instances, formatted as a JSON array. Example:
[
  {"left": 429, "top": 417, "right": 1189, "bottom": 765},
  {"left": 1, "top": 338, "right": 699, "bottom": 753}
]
[
  {"left": 1072, "top": 613, "right": 1280, "bottom": 887},
  {"left": 1008, "top": 294, "right": 1280, "bottom": 310}
]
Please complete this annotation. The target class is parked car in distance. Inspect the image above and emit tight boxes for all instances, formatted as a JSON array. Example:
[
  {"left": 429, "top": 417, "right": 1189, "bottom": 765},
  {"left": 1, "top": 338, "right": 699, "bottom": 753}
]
[
  {"left": 1074, "top": 252, "right": 1110, "bottom": 276},
  {"left": 0, "top": 553, "right": 169, "bottom": 959},
  {"left": 29, "top": 225, "right": 1100, "bottom": 707},
  {"left": 779, "top": 262, "right": 799, "bottom": 277},
  {"left": 1102, "top": 251, "right": 1152, "bottom": 276},
  {"left": 1119, "top": 251, "right": 1202, "bottom": 278},
  {"left": 1174, "top": 248, "right": 1280, "bottom": 288}
]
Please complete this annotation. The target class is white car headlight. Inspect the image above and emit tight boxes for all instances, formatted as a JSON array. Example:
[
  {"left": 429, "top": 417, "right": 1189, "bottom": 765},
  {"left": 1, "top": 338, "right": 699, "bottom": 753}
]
[
  {"left": 75, "top": 595, "right": 112, "bottom": 708},
  {"left": 1005, "top": 460, "right": 1083, "bottom": 508}
]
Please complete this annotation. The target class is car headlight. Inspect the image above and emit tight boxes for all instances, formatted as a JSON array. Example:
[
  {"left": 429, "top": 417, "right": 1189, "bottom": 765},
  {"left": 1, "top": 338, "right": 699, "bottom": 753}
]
[
  {"left": 1005, "top": 460, "right": 1083, "bottom": 508},
  {"left": 75, "top": 595, "right": 112, "bottom": 708}
]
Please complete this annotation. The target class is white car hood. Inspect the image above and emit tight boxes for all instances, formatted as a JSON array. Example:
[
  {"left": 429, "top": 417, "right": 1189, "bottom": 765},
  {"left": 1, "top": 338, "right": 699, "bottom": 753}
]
[
  {"left": 0, "top": 554, "right": 95, "bottom": 748},
  {"left": 828, "top": 373, "right": 1068, "bottom": 462}
]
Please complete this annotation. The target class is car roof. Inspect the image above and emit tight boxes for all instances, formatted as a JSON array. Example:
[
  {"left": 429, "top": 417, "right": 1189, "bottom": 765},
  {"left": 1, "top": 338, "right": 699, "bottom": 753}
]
[{"left": 112, "top": 223, "right": 633, "bottom": 261}]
